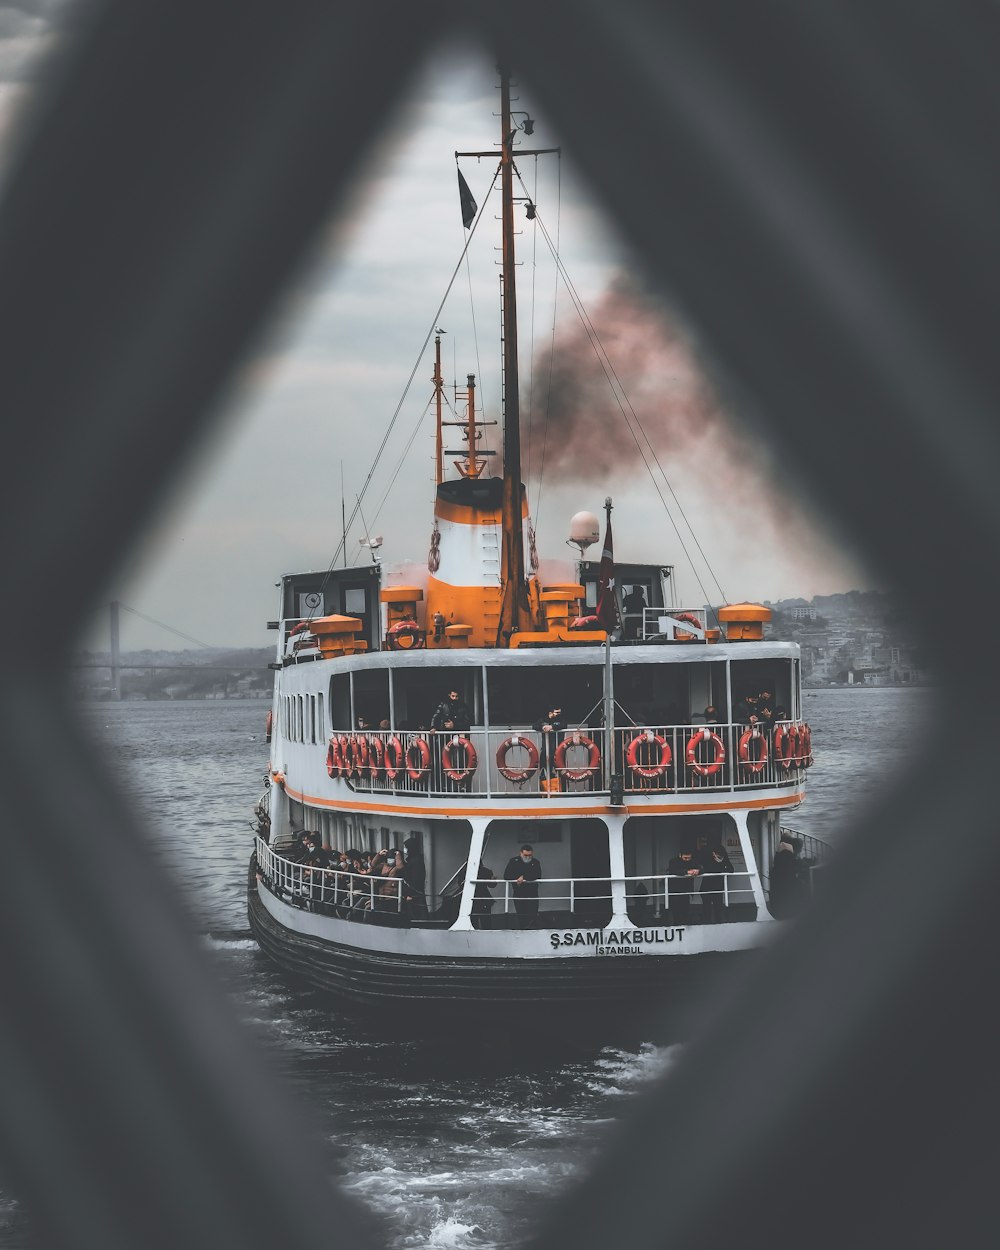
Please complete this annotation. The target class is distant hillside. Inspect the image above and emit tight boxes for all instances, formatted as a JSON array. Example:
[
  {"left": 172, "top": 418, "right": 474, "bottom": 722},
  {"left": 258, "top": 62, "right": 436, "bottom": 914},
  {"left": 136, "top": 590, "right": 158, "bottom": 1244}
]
[{"left": 70, "top": 646, "right": 274, "bottom": 701}]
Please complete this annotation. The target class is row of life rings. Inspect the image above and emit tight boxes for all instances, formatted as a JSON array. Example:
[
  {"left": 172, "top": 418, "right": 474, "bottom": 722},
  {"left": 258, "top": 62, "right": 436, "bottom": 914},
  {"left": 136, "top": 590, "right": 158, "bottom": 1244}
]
[
  {"left": 625, "top": 723, "right": 814, "bottom": 779},
  {"left": 495, "top": 732, "right": 601, "bottom": 784},
  {"left": 322, "top": 722, "right": 813, "bottom": 787},
  {"left": 325, "top": 733, "right": 480, "bottom": 784},
  {"left": 773, "top": 721, "right": 814, "bottom": 769}
]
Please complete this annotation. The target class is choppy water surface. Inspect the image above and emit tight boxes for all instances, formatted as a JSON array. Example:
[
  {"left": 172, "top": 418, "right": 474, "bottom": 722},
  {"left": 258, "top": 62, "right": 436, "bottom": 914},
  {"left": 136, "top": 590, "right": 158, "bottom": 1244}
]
[{"left": 0, "top": 688, "right": 931, "bottom": 1249}]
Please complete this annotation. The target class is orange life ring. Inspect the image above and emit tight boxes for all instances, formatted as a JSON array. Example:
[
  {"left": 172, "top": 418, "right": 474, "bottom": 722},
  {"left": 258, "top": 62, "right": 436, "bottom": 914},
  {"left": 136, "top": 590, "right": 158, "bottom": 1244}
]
[
  {"left": 685, "top": 728, "right": 726, "bottom": 777},
  {"left": 383, "top": 734, "right": 404, "bottom": 782},
  {"left": 265, "top": 709, "right": 273, "bottom": 744},
  {"left": 800, "top": 723, "right": 814, "bottom": 767},
  {"left": 738, "top": 727, "right": 769, "bottom": 773},
  {"left": 554, "top": 733, "right": 601, "bottom": 781},
  {"left": 326, "top": 738, "right": 341, "bottom": 779},
  {"left": 626, "top": 730, "right": 672, "bottom": 778},
  {"left": 405, "top": 736, "right": 431, "bottom": 783},
  {"left": 442, "top": 735, "right": 478, "bottom": 783},
  {"left": 288, "top": 621, "right": 308, "bottom": 635},
  {"left": 673, "top": 611, "right": 702, "bottom": 639},
  {"left": 387, "top": 619, "right": 425, "bottom": 650},
  {"left": 773, "top": 721, "right": 797, "bottom": 770},
  {"left": 335, "top": 734, "right": 350, "bottom": 778},
  {"left": 350, "top": 730, "right": 370, "bottom": 775},
  {"left": 496, "top": 735, "right": 539, "bottom": 783},
  {"left": 270, "top": 769, "right": 286, "bottom": 789},
  {"left": 366, "top": 734, "right": 385, "bottom": 781}
]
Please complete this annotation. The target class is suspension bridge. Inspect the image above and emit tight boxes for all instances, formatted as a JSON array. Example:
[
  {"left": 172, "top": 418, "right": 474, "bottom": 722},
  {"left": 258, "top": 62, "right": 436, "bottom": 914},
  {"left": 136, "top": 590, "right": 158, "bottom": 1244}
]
[{"left": 73, "top": 601, "right": 270, "bottom": 699}]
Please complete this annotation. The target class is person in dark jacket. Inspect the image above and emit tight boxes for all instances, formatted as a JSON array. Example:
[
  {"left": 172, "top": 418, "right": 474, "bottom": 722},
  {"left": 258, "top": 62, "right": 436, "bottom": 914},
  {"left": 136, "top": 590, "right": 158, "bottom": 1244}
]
[
  {"left": 431, "top": 688, "right": 472, "bottom": 731},
  {"left": 769, "top": 838, "right": 806, "bottom": 918},
  {"left": 532, "top": 704, "right": 566, "bottom": 782},
  {"left": 472, "top": 863, "right": 497, "bottom": 928},
  {"left": 503, "top": 844, "right": 543, "bottom": 927},
  {"left": 666, "top": 849, "right": 701, "bottom": 923},
  {"left": 402, "top": 835, "right": 428, "bottom": 919},
  {"left": 431, "top": 687, "right": 474, "bottom": 789},
  {"left": 699, "top": 845, "right": 734, "bottom": 922}
]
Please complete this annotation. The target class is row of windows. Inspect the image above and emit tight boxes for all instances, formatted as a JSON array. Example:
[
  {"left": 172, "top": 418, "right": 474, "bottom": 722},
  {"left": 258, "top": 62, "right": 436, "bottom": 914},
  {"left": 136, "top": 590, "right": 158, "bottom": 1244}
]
[{"left": 282, "top": 692, "right": 325, "bottom": 744}]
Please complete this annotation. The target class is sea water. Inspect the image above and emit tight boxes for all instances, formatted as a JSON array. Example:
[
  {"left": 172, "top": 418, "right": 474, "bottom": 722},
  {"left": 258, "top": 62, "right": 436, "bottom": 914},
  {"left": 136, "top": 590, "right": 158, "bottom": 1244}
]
[{"left": 0, "top": 688, "right": 931, "bottom": 1249}]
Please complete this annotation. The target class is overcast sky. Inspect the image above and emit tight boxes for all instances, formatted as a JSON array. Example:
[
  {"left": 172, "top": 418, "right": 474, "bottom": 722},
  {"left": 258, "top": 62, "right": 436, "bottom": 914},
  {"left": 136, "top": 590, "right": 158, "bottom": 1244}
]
[{"left": 3, "top": 3, "right": 870, "bottom": 652}]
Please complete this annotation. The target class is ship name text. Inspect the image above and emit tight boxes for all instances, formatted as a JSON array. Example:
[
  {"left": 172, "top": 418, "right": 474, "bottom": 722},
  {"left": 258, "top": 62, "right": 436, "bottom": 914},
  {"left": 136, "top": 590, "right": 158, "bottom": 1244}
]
[{"left": 549, "top": 927, "right": 686, "bottom": 955}]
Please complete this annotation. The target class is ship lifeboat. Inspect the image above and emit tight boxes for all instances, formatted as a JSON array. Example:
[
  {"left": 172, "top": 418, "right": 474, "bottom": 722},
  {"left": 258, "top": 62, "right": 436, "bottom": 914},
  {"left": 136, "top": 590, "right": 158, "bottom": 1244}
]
[
  {"left": 626, "top": 730, "right": 672, "bottom": 778},
  {"left": 405, "top": 737, "right": 432, "bottom": 783},
  {"left": 554, "top": 733, "right": 600, "bottom": 782},
  {"left": 383, "top": 734, "right": 404, "bottom": 782},
  {"left": 685, "top": 728, "right": 726, "bottom": 777},
  {"left": 738, "top": 726, "right": 769, "bottom": 774},
  {"left": 496, "top": 735, "right": 539, "bottom": 783},
  {"left": 442, "top": 735, "right": 478, "bottom": 784},
  {"left": 387, "top": 619, "right": 425, "bottom": 650}
]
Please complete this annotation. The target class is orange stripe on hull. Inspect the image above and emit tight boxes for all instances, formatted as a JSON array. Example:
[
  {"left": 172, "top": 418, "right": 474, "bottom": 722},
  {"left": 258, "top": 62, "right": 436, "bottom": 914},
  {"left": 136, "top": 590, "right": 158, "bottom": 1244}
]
[{"left": 281, "top": 783, "right": 803, "bottom": 818}]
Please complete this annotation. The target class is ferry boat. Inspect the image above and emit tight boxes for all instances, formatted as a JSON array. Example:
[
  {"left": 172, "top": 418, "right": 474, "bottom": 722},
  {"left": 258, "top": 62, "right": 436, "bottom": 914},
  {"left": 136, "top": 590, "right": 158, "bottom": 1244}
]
[{"left": 247, "top": 70, "right": 825, "bottom": 1019}]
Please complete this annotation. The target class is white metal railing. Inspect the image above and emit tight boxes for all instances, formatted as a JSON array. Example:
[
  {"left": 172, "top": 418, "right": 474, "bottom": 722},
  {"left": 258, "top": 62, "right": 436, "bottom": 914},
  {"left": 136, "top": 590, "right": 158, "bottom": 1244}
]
[
  {"left": 322, "top": 721, "right": 810, "bottom": 799},
  {"left": 466, "top": 869, "right": 757, "bottom": 925},
  {"left": 254, "top": 838, "right": 405, "bottom": 918},
  {"left": 254, "top": 842, "right": 764, "bottom": 929}
]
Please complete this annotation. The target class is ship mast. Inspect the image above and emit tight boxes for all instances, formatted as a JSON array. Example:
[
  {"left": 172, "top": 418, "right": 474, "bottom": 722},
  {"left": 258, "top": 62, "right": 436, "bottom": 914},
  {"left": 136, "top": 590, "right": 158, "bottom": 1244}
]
[
  {"left": 433, "top": 332, "right": 444, "bottom": 485},
  {"left": 495, "top": 67, "right": 532, "bottom": 645}
]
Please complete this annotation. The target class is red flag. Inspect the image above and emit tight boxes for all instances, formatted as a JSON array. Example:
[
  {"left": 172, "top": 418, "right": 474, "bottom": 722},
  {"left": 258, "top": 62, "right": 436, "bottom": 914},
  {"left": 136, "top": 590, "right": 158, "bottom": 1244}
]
[{"left": 595, "top": 515, "right": 618, "bottom": 632}]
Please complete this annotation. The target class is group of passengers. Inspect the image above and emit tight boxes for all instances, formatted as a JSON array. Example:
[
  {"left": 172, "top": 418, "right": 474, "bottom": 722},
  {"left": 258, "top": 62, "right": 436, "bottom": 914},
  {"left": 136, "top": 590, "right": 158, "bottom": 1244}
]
[
  {"left": 282, "top": 830, "right": 427, "bottom": 920},
  {"left": 626, "top": 845, "right": 735, "bottom": 924},
  {"left": 734, "top": 688, "right": 789, "bottom": 727}
]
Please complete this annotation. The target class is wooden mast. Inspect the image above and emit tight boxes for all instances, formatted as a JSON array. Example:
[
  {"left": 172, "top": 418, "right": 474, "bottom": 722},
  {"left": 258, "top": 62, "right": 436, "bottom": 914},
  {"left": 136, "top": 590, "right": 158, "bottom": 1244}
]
[{"left": 496, "top": 66, "right": 532, "bottom": 645}]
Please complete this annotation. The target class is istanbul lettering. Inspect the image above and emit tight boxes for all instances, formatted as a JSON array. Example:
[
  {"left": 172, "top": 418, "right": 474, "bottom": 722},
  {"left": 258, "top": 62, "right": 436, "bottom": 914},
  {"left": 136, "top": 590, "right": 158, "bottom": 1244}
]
[{"left": 549, "top": 927, "right": 686, "bottom": 956}]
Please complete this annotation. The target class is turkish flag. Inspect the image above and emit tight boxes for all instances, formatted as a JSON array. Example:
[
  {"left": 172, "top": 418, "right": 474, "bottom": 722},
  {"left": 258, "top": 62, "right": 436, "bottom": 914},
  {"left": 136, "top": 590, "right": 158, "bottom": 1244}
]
[{"left": 595, "top": 516, "right": 618, "bottom": 633}]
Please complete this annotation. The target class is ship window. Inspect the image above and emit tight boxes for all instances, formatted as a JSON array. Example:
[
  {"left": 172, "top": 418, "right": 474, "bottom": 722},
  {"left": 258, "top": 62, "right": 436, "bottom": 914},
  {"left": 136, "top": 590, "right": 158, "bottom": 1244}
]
[
  {"left": 329, "top": 673, "right": 351, "bottom": 730},
  {"left": 344, "top": 587, "right": 366, "bottom": 614},
  {"left": 391, "top": 668, "right": 482, "bottom": 729},
  {"left": 317, "top": 693, "right": 324, "bottom": 736},
  {"left": 486, "top": 664, "right": 602, "bottom": 729},
  {"left": 354, "top": 667, "right": 389, "bottom": 730}
]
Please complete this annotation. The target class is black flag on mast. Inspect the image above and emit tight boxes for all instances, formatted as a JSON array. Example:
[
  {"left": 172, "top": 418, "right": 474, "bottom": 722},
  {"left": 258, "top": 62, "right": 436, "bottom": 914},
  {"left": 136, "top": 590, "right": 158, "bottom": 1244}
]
[{"left": 457, "top": 168, "right": 477, "bottom": 229}]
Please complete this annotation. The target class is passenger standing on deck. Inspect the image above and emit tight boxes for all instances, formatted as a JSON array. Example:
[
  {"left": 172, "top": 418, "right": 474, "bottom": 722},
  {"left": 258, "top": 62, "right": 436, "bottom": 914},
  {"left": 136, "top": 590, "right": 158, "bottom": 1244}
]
[
  {"left": 472, "top": 864, "right": 497, "bottom": 927},
  {"left": 622, "top": 584, "right": 647, "bottom": 639},
  {"left": 769, "top": 838, "right": 805, "bottom": 918},
  {"left": 699, "top": 845, "right": 734, "bottom": 922},
  {"left": 431, "top": 687, "right": 473, "bottom": 789},
  {"left": 402, "top": 835, "right": 428, "bottom": 919},
  {"left": 666, "top": 849, "right": 701, "bottom": 923},
  {"left": 431, "top": 687, "right": 472, "bottom": 732},
  {"left": 532, "top": 704, "right": 565, "bottom": 787},
  {"left": 503, "top": 844, "right": 543, "bottom": 927}
]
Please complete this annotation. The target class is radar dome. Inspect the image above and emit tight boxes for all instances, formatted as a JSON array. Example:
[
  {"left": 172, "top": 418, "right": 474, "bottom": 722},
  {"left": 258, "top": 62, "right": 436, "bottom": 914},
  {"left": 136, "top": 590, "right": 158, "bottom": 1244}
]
[{"left": 568, "top": 511, "right": 601, "bottom": 554}]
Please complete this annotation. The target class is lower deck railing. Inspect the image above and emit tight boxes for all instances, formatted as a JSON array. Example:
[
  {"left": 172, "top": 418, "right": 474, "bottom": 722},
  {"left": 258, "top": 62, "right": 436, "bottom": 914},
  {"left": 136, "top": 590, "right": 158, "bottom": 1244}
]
[
  {"left": 254, "top": 839, "right": 769, "bottom": 930},
  {"left": 322, "top": 721, "right": 812, "bottom": 800}
]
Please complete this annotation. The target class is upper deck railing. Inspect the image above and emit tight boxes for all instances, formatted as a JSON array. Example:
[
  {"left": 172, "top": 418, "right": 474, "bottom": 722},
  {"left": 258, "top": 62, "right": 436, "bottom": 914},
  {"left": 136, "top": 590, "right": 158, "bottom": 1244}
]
[{"left": 320, "top": 720, "right": 813, "bottom": 800}]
